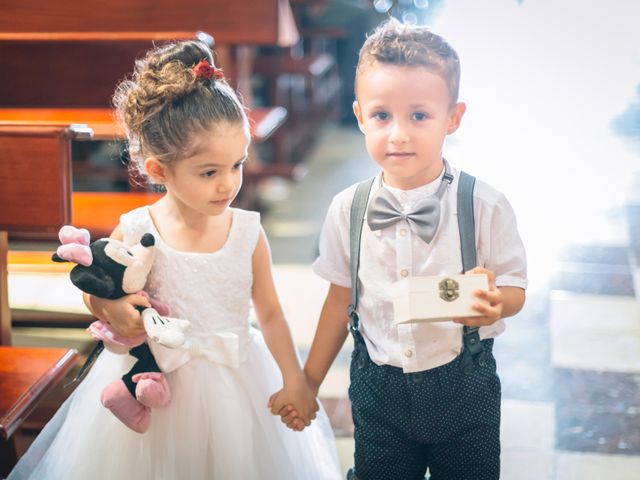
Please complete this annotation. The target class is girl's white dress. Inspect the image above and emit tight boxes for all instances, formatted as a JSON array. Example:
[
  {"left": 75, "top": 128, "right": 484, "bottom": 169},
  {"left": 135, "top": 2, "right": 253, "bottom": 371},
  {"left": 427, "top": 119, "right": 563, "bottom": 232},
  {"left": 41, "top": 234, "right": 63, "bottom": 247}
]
[{"left": 10, "top": 207, "right": 341, "bottom": 480}]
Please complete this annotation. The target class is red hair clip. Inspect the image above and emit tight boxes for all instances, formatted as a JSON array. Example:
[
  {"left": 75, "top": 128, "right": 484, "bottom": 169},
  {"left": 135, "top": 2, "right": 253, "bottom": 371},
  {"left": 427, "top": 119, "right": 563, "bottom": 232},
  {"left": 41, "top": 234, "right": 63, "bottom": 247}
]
[{"left": 192, "top": 59, "right": 224, "bottom": 80}]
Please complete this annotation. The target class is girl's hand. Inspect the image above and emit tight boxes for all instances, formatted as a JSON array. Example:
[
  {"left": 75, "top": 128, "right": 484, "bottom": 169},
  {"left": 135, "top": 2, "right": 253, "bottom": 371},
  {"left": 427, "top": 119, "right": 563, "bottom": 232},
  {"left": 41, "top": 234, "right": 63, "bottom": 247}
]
[
  {"left": 268, "top": 375, "right": 319, "bottom": 431},
  {"left": 267, "top": 395, "right": 309, "bottom": 432},
  {"left": 268, "top": 390, "right": 307, "bottom": 431},
  {"left": 275, "top": 374, "right": 320, "bottom": 431},
  {"left": 453, "top": 267, "right": 504, "bottom": 327},
  {"left": 280, "top": 404, "right": 307, "bottom": 432},
  {"left": 268, "top": 391, "right": 302, "bottom": 431},
  {"left": 87, "top": 294, "right": 150, "bottom": 337}
]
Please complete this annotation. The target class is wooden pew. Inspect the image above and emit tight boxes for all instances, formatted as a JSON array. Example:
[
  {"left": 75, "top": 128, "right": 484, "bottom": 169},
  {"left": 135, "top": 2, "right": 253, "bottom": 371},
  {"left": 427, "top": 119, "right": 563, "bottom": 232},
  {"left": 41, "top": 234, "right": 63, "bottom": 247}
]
[
  {"left": 0, "top": 0, "right": 299, "bottom": 106},
  {"left": 0, "top": 124, "right": 81, "bottom": 476},
  {"left": 0, "top": 107, "right": 288, "bottom": 144},
  {"left": 254, "top": 48, "right": 340, "bottom": 167},
  {"left": 0, "top": 0, "right": 299, "bottom": 171},
  {"left": 0, "top": 0, "right": 298, "bottom": 46},
  {"left": 252, "top": 1, "right": 343, "bottom": 170},
  {"left": 0, "top": 107, "right": 288, "bottom": 240},
  {"left": 0, "top": 125, "right": 92, "bottom": 236},
  {"left": 0, "top": 347, "right": 78, "bottom": 477},
  {"left": 0, "top": 40, "right": 292, "bottom": 198}
]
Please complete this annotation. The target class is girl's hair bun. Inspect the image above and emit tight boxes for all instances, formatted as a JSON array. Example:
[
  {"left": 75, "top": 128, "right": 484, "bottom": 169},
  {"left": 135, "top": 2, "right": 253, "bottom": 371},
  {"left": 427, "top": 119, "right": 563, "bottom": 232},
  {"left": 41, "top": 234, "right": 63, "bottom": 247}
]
[{"left": 112, "top": 40, "right": 247, "bottom": 180}]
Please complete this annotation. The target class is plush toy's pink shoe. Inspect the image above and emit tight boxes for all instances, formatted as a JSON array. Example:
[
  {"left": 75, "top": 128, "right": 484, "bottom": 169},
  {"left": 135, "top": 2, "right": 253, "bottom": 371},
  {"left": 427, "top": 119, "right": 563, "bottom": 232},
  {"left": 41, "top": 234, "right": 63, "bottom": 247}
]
[
  {"left": 133, "top": 372, "right": 171, "bottom": 408},
  {"left": 101, "top": 379, "right": 151, "bottom": 434}
]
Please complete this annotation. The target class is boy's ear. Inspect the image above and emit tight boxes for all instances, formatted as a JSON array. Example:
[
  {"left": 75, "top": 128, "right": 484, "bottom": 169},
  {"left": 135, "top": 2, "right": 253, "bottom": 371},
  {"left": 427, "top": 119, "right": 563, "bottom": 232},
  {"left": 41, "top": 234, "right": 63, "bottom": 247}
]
[
  {"left": 352, "top": 100, "right": 365, "bottom": 134},
  {"left": 144, "top": 157, "right": 168, "bottom": 183},
  {"left": 447, "top": 102, "right": 466, "bottom": 134}
]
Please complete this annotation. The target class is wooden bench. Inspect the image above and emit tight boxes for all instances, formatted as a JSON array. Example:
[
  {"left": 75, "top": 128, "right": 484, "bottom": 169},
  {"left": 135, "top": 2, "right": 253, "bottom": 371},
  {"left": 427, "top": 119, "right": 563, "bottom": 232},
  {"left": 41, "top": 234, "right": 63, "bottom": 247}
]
[
  {"left": 0, "top": 0, "right": 299, "bottom": 108},
  {"left": 0, "top": 107, "right": 289, "bottom": 241},
  {"left": 254, "top": 51, "right": 340, "bottom": 118},
  {"left": 0, "top": 106, "right": 288, "bottom": 144},
  {"left": 251, "top": 4, "right": 343, "bottom": 169},
  {"left": 0, "top": 124, "right": 91, "bottom": 236},
  {"left": 0, "top": 105, "right": 290, "bottom": 200},
  {"left": 0, "top": 347, "right": 78, "bottom": 477},
  {"left": 0, "top": 0, "right": 302, "bottom": 166},
  {"left": 0, "top": 0, "right": 298, "bottom": 46},
  {"left": 0, "top": 124, "right": 81, "bottom": 476},
  {"left": 0, "top": 0, "right": 298, "bottom": 174}
]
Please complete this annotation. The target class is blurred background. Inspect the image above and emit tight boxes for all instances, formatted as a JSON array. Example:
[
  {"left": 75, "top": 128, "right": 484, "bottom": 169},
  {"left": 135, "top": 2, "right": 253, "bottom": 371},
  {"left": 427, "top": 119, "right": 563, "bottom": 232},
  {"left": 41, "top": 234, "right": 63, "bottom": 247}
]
[{"left": 1, "top": 0, "right": 639, "bottom": 478}]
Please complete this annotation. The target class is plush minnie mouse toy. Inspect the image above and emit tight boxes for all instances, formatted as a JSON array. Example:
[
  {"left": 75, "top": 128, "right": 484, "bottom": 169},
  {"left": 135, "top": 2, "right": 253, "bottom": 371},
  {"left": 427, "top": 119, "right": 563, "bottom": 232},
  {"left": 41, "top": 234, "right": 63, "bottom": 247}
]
[{"left": 53, "top": 225, "right": 189, "bottom": 433}]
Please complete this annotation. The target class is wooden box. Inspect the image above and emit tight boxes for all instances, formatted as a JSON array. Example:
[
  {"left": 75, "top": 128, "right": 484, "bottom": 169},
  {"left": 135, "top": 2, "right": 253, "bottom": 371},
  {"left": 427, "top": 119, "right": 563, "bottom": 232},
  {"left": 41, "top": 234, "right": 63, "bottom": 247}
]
[{"left": 392, "top": 274, "right": 489, "bottom": 324}]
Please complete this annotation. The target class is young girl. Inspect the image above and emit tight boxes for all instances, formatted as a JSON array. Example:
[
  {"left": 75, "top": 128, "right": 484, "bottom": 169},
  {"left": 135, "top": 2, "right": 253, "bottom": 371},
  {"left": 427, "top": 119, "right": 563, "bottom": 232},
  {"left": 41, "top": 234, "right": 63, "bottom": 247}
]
[{"left": 9, "top": 40, "right": 341, "bottom": 480}]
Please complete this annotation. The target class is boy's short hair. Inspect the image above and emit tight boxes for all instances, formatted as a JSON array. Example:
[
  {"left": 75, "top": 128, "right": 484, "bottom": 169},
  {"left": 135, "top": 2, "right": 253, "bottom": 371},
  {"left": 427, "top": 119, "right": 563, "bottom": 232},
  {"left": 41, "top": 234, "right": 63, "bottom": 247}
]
[{"left": 356, "top": 18, "right": 461, "bottom": 105}]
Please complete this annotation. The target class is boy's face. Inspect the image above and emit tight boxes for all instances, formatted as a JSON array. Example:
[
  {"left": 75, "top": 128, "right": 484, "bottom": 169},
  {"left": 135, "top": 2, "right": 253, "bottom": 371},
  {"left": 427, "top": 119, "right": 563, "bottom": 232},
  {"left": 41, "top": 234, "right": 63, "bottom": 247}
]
[{"left": 354, "top": 64, "right": 465, "bottom": 190}]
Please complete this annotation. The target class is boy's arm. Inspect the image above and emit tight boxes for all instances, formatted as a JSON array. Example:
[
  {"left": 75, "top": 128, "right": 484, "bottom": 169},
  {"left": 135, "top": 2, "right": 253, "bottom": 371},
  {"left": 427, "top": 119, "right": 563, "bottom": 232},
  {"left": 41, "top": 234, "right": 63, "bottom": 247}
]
[
  {"left": 496, "top": 286, "right": 525, "bottom": 318},
  {"left": 303, "top": 283, "right": 352, "bottom": 396},
  {"left": 82, "top": 224, "right": 149, "bottom": 337}
]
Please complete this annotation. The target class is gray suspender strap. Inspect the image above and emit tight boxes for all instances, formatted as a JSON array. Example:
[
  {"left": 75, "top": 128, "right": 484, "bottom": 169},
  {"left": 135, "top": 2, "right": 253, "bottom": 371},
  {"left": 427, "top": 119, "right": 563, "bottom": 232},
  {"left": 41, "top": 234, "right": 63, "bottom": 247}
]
[
  {"left": 457, "top": 171, "right": 484, "bottom": 366},
  {"left": 347, "top": 178, "right": 375, "bottom": 332},
  {"left": 457, "top": 171, "right": 477, "bottom": 273}
]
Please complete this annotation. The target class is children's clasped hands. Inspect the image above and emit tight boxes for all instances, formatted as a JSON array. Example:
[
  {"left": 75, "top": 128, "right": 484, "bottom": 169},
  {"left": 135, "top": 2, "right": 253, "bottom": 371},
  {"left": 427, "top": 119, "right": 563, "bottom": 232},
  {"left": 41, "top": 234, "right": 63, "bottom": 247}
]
[{"left": 268, "top": 373, "right": 319, "bottom": 432}]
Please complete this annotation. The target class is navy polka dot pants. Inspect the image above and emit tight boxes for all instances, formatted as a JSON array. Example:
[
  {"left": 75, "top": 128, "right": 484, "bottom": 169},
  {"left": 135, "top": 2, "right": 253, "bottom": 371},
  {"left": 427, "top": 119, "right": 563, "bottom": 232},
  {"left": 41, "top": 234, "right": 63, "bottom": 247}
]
[{"left": 348, "top": 336, "right": 501, "bottom": 480}]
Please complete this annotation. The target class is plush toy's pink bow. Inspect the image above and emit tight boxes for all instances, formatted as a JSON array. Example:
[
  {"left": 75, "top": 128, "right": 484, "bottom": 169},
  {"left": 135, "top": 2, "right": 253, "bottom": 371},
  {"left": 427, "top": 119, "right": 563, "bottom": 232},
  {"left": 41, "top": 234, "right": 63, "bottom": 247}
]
[{"left": 56, "top": 225, "right": 93, "bottom": 266}]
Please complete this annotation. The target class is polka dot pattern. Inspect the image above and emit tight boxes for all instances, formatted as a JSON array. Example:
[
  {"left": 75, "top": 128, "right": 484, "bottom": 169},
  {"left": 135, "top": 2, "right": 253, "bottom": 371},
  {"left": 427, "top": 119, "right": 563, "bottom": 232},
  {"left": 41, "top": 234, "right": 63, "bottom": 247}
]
[{"left": 348, "top": 335, "right": 501, "bottom": 480}]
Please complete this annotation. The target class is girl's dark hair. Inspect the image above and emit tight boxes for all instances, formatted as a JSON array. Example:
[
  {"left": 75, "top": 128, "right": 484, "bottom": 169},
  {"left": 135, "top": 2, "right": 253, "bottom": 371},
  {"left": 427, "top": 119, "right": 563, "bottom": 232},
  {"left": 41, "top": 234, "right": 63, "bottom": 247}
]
[{"left": 113, "top": 40, "right": 248, "bottom": 176}]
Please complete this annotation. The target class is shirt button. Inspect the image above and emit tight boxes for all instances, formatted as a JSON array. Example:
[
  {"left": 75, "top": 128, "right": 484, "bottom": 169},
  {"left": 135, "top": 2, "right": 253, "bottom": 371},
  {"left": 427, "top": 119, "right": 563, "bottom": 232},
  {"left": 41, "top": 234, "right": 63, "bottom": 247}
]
[
  {"left": 400, "top": 269, "right": 409, "bottom": 277},
  {"left": 404, "top": 349, "right": 413, "bottom": 358},
  {"left": 400, "top": 192, "right": 408, "bottom": 201},
  {"left": 399, "top": 228, "right": 407, "bottom": 237}
]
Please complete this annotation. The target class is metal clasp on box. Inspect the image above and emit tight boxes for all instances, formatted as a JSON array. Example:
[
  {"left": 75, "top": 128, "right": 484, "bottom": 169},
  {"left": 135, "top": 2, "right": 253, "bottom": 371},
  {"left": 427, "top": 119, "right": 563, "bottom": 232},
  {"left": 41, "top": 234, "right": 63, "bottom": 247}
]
[{"left": 439, "top": 278, "right": 459, "bottom": 302}]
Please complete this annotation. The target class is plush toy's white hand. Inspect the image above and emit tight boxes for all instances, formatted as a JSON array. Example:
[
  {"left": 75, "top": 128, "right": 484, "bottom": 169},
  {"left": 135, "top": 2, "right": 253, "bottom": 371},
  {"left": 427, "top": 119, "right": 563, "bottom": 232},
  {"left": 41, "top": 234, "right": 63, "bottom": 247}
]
[{"left": 141, "top": 308, "right": 190, "bottom": 348}]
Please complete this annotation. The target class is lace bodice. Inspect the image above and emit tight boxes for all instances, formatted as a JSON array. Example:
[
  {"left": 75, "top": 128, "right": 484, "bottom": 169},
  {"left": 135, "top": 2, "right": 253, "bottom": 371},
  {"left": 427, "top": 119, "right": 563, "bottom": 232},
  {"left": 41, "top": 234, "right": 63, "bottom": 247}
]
[{"left": 120, "top": 207, "right": 260, "bottom": 341}]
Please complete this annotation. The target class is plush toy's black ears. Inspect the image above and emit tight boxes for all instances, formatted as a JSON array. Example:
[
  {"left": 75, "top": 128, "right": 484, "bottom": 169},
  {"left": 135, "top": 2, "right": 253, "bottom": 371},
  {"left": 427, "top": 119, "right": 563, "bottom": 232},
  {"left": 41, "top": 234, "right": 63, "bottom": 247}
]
[
  {"left": 70, "top": 266, "right": 116, "bottom": 298},
  {"left": 51, "top": 253, "right": 68, "bottom": 263}
]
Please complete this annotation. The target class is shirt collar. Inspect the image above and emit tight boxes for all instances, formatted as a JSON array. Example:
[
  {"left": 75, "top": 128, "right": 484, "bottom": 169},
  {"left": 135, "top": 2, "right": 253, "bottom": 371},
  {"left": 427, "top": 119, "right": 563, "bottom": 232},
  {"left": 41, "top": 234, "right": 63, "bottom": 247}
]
[{"left": 377, "top": 163, "right": 450, "bottom": 206}]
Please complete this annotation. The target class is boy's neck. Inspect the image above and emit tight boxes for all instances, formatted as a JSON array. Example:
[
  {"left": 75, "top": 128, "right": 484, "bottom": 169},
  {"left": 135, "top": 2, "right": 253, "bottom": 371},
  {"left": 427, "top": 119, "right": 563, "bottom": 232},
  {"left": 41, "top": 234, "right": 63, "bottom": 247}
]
[{"left": 381, "top": 160, "right": 445, "bottom": 191}]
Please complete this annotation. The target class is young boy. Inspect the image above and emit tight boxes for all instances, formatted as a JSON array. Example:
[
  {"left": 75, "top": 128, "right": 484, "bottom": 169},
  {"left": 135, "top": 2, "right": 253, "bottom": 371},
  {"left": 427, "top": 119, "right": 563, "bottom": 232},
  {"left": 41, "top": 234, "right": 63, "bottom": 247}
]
[{"left": 272, "top": 19, "right": 526, "bottom": 480}]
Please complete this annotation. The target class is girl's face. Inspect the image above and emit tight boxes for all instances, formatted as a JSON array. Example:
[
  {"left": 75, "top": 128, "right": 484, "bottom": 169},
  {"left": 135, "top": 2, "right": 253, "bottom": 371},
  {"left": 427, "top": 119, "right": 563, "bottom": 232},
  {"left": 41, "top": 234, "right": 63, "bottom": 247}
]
[{"left": 161, "top": 121, "right": 250, "bottom": 217}]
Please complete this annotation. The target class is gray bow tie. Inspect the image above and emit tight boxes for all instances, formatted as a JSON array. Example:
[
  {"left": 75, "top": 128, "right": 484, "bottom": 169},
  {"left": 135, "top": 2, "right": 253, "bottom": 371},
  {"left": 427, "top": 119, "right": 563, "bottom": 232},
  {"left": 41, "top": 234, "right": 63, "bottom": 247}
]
[{"left": 366, "top": 163, "right": 453, "bottom": 244}]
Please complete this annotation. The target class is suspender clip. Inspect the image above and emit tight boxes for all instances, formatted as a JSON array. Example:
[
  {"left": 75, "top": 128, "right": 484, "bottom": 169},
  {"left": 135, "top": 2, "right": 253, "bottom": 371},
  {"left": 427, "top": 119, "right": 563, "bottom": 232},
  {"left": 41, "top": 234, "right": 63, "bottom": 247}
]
[
  {"left": 463, "top": 328, "right": 483, "bottom": 356},
  {"left": 461, "top": 327, "right": 484, "bottom": 374},
  {"left": 347, "top": 304, "right": 360, "bottom": 332},
  {"left": 348, "top": 315, "right": 359, "bottom": 332}
]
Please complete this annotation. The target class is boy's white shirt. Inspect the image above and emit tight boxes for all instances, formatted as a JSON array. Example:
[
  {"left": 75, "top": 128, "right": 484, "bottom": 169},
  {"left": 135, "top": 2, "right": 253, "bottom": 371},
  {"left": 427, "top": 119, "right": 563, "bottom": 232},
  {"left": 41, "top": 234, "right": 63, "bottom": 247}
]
[{"left": 313, "top": 165, "right": 528, "bottom": 373}]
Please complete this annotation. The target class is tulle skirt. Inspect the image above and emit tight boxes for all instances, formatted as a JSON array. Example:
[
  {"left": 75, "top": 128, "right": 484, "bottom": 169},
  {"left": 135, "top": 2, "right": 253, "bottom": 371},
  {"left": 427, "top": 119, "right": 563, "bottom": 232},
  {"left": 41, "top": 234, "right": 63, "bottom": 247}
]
[{"left": 9, "top": 329, "right": 341, "bottom": 479}]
